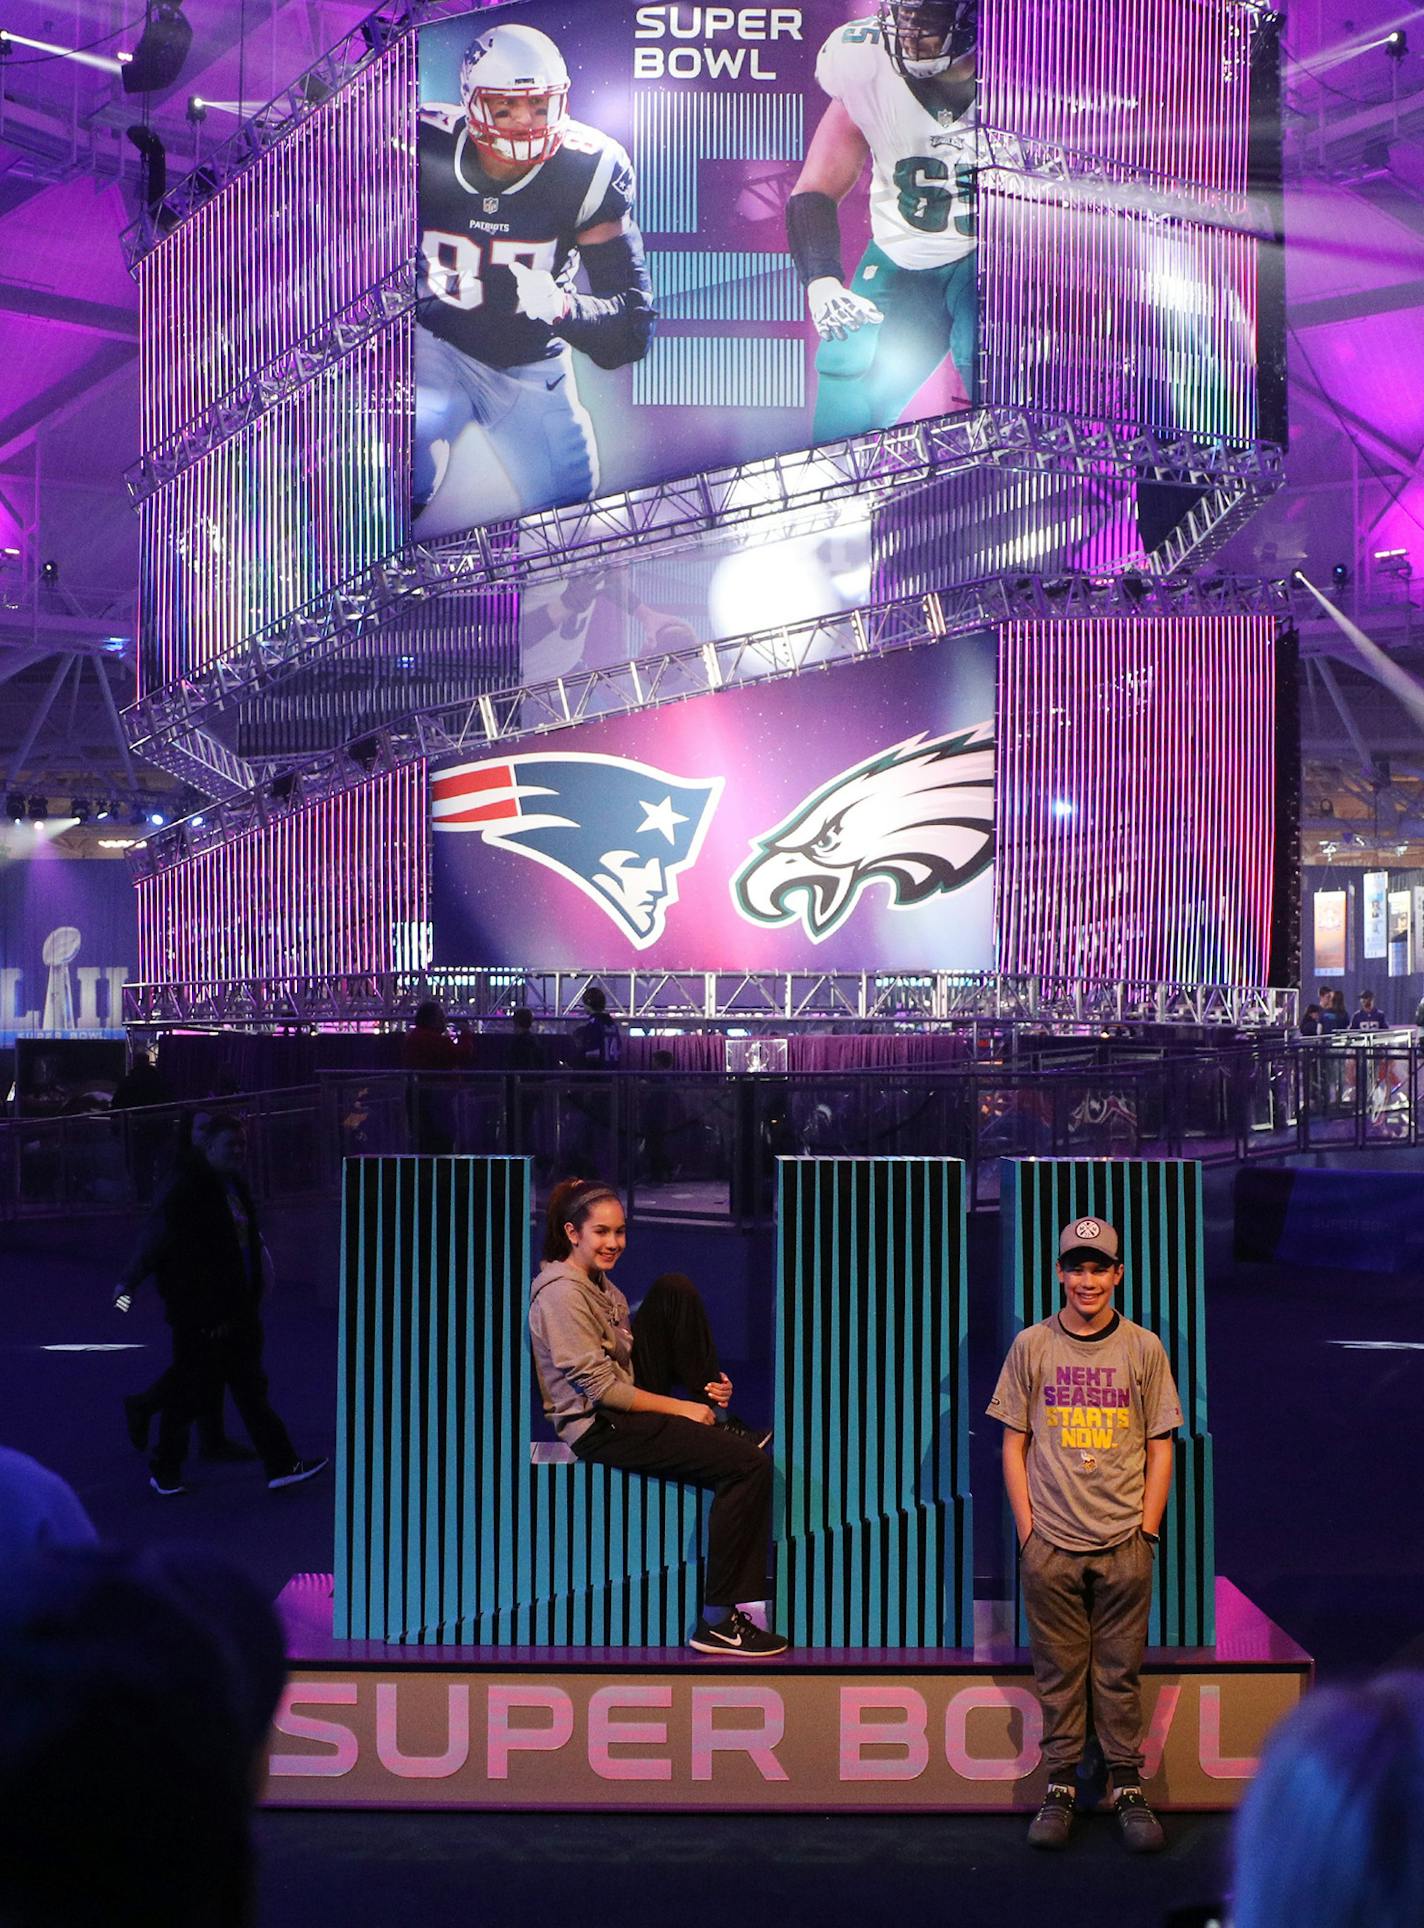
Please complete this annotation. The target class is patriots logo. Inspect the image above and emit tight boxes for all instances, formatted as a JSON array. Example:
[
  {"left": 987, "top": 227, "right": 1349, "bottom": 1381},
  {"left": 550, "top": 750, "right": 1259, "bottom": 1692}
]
[
  {"left": 731, "top": 726, "right": 994, "bottom": 942},
  {"left": 431, "top": 753, "right": 723, "bottom": 948}
]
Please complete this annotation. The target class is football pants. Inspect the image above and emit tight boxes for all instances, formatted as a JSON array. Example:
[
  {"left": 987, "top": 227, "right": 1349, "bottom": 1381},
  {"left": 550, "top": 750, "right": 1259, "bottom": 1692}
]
[{"left": 811, "top": 241, "right": 978, "bottom": 443}]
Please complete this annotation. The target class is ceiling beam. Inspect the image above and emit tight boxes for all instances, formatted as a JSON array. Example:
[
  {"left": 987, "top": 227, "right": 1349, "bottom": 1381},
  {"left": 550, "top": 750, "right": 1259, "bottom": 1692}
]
[
  {"left": 0, "top": 279, "right": 136, "bottom": 342},
  {"left": 0, "top": 341, "right": 135, "bottom": 465},
  {"left": 1291, "top": 275, "right": 1424, "bottom": 330}
]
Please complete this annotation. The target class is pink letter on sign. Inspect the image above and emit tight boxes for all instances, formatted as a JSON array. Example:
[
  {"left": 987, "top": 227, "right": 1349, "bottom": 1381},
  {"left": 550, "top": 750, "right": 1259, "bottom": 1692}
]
[
  {"left": 588, "top": 1685, "right": 674, "bottom": 1783},
  {"left": 485, "top": 1686, "right": 575, "bottom": 1781},
  {"left": 839, "top": 1688, "right": 929, "bottom": 1781},
  {"left": 1199, "top": 1685, "right": 1259, "bottom": 1781},
  {"left": 944, "top": 1686, "right": 1043, "bottom": 1781},
  {"left": 269, "top": 1681, "right": 360, "bottom": 1778},
  {"left": 1140, "top": 1684, "right": 1181, "bottom": 1781},
  {"left": 690, "top": 1686, "right": 789, "bottom": 1783},
  {"left": 375, "top": 1682, "right": 471, "bottom": 1778}
]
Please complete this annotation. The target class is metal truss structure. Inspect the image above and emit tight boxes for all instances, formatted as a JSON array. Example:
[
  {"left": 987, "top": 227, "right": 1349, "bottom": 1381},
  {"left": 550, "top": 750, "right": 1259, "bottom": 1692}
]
[
  {"left": 127, "top": 569, "right": 1297, "bottom": 872},
  {"left": 121, "top": 966, "right": 1298, "bottom": 1033},
  {"left": 123, "top": 410, "right": 1284, "bottom": 772}
]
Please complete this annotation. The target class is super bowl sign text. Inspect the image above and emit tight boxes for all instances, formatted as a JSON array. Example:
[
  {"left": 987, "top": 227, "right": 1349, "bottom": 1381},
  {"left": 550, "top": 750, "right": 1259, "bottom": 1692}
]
[{"left": 266, "top": 1667, "right": 1301, "bottom": 1811}]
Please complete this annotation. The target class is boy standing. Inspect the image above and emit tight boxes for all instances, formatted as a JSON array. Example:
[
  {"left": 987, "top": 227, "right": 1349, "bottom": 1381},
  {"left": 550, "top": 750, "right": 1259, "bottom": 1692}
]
[{"left": 988, "top": 1216, "right": 1182, "bottom": 1853}]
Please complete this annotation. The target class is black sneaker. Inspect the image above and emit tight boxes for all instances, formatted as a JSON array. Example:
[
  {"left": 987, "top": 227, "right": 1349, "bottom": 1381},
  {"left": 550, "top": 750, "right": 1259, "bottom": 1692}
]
[
  {"left": 688, "top": 1608, "right": 789, "bottom": 1657},
  {"left": 123, "top": 1394, "right": 151, "bottom": 1452},
  {"left": 722, "top": 1413, "right": 773, "bottom": 1451},
  {"left": 1113, "top": 1784, "right": 1165, "bottom": 1853},
  {"left": 200, "top": 1438, "right": 259, "bottom": 1463},
  {"left": 1027, "top": 1783, "right": 1076, "bottom": 1849},
  {"left": 267, "top": 1457, "right": 328, "bottom": 1491},
  {"left": 148, "top": 1471, "right": 186, "bottom": 1497}
]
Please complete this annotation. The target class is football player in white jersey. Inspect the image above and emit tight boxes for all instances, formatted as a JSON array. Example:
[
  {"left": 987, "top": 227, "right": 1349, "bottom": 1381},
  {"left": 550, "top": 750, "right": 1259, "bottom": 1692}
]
[
  {"left": 786, "top": 0, "right": 978, "bottom": 443},
  {"left": 415, "top": 22, "right": 654, "bottom": 535}
]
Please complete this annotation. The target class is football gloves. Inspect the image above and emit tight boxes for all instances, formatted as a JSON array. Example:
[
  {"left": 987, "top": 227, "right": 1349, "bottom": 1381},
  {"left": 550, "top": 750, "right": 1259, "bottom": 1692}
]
[
  {"left": 509, "top": 260, "right": 570, "bottom": 325},
  {"left": 807, "top": 276, "right": 884, "bottom": 341}
]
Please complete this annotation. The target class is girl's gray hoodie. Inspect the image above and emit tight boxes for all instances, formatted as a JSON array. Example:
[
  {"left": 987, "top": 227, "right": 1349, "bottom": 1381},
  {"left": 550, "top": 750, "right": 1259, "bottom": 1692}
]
[{"left": 528, "top": 1260, "right": 637, "bottom": 1445}]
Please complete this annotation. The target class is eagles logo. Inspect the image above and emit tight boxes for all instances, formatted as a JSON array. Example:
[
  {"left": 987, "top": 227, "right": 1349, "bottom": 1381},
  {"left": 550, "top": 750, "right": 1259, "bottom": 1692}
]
[{"left": 731, "top": 727, "right": 994, "bottom": 942}]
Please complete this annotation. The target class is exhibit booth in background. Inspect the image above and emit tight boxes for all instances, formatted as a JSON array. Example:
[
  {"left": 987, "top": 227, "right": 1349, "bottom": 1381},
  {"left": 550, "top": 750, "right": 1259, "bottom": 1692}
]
[{"left": 265, "top": 1152, "right": 1308, "bottom": 1814}]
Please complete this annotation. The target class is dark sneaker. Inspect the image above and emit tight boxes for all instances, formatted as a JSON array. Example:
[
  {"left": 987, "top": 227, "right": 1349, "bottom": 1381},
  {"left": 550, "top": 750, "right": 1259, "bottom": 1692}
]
[
  {"left": 722, "top": 1413, "right": 773, "bottom": 1451},
  {"left": 1027, "top": 1783, "right": 1076, "bottom": 1850},
  {"left": 1113, "top": 1784, "right": 1165, "bottom": 1853},
  {"left": 268, "top": 1457, "right": 328, "bottom": 1491},
  {"left": 123, "top": 1394, "right": 151, "bottom": 1452},
  {"left": 199, "top": 1438, "right": 258, "bottom": 1463},
  {"left": 148, "top": 1471, "right": 186, "bottom": 1497},
  {"left": 688, "top": 1608, "right": 789, "bottom": 1657}
]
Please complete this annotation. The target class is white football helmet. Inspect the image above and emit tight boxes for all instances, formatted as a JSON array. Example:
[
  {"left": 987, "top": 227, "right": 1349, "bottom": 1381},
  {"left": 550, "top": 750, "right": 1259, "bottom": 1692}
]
[{"left": 459, "top": 22, "right": 570, "bottom": 167}]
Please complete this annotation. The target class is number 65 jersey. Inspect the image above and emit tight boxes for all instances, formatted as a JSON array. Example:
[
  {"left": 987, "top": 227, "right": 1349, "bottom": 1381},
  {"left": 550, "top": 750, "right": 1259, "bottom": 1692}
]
[
  {"left": 417, "top": 105, "right": 636, "bottom": 370},
  {"left": 815, "top": 19, "right": 978, "bottom": 272}
]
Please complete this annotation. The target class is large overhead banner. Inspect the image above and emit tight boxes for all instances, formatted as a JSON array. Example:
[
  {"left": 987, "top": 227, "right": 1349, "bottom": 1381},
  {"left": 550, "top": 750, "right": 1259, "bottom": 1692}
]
[
  {"left": 430, "top": 638, "right": 995, "bottom": 970},
  {"left": 415, "top": 1, "right": 980, "bottom": 537}
]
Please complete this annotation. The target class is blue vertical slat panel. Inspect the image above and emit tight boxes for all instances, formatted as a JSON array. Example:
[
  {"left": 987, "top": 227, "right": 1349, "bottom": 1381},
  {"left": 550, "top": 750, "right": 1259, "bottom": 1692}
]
[
  {"left": 773, "top": 1157, "right": 973, "bottom": 1649},
  {"left": 998, "top": 1159, "right": 1215, "bottom": 1647}
]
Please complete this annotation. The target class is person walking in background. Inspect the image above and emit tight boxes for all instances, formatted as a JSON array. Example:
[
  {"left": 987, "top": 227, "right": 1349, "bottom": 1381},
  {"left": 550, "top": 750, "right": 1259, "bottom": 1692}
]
[
  {"left": 114, "top": 1115, "right": 325, "bottom": 1498},
  {"left": 988, "top": 1216, "right": 1181, "bottom": 1854},
  {"left": 401, "top": 1000, "right": 473, "bottom": 1154},
  {"left": 571, "top": 984, "right": 621, "bottom": 1067},
  {"left": 1350, "top": 988, "right": 1388, "bottom": 1031},
  {"left": 109, "top": 1049, "right": 174, "bottom": 1203},
  {"left": 116, "top": 1116, "right": 261, "bottom": 1469}
]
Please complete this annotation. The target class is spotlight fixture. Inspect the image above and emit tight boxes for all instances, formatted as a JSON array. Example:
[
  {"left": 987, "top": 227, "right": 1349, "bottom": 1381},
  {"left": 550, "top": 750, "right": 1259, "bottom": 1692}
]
[
  {"left": 270, "top": 773, "right": 299, "bottom": 807},
  {"left": 38, "top": 559, "right": 59, "bottom": 587},
  {"left": 1375, "top": 547, "right": 1412, "bottom": 580},
  {"left": 350, "top": 735, "right": 381, "bottom": 772},
  {"left": 1331, "top": 562, "right": 1349, "bottom": 587},
  {"left": 26, "top": 795, "right": 47, "bottom": 821},
  {"left": 1386, "top": 29, "right": 1408, "bottom": 60},
  {"left": 121, "top": 0, "right": 192, "bottom": 94},
  {"left": 148, "top": 811, "right": 166, "bottom": 827},
  {"left": 5, "top": 792, "right": 25, "bottom": 821},
  {"left": 186, "top": 94, "right": 207, "bottom": 123},
  {"left": 71, "top": 797, "right": 91, "bottom": 823}
]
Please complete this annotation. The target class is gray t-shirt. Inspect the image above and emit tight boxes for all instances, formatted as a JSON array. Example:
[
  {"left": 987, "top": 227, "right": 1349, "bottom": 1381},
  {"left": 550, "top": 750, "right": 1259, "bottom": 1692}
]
[{"left": 987, "top": 1313, "right": 1183, "bottom": 1553}]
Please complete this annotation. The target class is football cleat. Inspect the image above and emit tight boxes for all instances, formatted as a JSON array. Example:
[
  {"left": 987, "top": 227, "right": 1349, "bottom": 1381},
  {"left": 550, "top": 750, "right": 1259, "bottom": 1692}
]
[
  {"left": 878, "top": 0, "right": 977, "bottom": 79},
  {"left": 459, "top": 23, "right": 570, "bottom": 168}
]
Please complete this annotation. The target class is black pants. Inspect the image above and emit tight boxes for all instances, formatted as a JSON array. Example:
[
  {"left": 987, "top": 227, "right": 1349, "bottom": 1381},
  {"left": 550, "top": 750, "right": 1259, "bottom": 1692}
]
[
  {"left": 630, "top": 1270, "right": 719, "bottom": 1401},
  {"left": 152, "top": 1321, "right": 296, "bottom": 1481},
  {"left": 572, "top": 1272, "right": 769, "bottom": 1608}
]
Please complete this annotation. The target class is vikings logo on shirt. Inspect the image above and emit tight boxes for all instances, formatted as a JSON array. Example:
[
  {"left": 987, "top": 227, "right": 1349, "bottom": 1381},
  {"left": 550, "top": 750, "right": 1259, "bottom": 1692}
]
[
  {"left": 731, "top": 726, "right": 993, "bottom": 942},
  {"left": 431, "top": 753, "right": 722, "bottom": 948}
]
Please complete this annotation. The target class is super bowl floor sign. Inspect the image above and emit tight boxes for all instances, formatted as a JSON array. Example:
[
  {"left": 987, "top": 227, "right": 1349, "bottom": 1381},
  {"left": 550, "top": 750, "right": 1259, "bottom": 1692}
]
[{"left": 265, "top": 1576, "right": 1308, "bottom": 1812}]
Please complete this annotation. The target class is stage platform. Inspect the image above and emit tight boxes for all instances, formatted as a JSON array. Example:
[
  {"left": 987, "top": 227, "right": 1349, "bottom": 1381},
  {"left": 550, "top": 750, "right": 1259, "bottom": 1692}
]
[{"left": 265, "top": 1575, "right": 1309, "bottom": 1814}]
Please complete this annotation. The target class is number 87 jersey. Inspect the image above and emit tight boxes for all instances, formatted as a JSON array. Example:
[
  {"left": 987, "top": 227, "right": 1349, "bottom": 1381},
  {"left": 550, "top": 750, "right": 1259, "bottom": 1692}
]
[{"left": 815, "top": 17, "right": 978, "bottom": 271}]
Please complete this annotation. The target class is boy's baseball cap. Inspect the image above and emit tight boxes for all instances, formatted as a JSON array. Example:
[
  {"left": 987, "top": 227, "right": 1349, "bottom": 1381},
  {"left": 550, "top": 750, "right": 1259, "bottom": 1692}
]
[{"left": 1058, "top": 1216, "right": 1121, "bottom": 1263}]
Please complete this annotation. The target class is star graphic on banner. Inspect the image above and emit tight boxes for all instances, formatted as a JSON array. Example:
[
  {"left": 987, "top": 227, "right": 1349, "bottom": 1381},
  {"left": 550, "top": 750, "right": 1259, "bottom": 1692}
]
[{"left": 637, "top": 795, "right": 688, "bottom": 844}]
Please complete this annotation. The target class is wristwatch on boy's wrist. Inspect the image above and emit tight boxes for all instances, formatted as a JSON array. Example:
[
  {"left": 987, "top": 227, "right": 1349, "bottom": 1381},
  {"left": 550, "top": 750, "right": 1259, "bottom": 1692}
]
[{"left": 1141, "top": 1529, "right": 1160, "bottom": 1545}]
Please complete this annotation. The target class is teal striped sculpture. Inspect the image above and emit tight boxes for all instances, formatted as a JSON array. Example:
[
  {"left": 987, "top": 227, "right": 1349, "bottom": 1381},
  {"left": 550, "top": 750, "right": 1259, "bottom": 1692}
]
[
  {"left": 773, "top": 1156, "right": 973, "bottom": 1648},
  {"left": 998, "top": 1159, "right": 1215, "bottom": 1647},
  {"left": 334, "top": 1156, "right": 707, "bottom": 1645}
]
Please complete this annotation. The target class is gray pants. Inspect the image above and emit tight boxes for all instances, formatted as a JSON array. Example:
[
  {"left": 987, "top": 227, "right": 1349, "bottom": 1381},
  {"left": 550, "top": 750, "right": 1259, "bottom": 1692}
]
[{"left": 1020, "top": 1529, "right": 1155, "bottom": 1776}]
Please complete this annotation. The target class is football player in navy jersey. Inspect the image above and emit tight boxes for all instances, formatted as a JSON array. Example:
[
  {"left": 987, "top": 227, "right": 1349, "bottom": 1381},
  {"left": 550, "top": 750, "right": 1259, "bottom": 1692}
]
[{"left": 415, "top": 22, "right": 655, "bottom": 534}]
